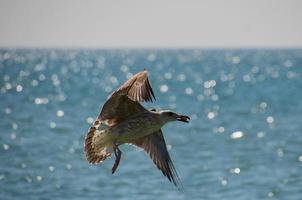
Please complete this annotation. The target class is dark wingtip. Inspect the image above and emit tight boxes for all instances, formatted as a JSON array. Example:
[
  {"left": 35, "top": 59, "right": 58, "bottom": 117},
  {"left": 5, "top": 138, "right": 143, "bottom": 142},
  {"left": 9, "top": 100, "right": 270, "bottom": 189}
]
[{"left": 146, "top": 77, "right": 156, "bottom": 102}]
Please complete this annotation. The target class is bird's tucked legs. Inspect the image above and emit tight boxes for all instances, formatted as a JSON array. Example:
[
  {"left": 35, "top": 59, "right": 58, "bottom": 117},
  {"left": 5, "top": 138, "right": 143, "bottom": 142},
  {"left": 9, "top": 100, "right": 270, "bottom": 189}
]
[{"left": 111, "top": 144, "right": 122, "bottom": 174}]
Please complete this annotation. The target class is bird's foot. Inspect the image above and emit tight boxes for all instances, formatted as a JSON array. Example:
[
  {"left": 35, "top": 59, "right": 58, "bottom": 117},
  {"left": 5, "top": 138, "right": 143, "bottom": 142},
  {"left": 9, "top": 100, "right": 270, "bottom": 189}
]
[{"left": 112, "top": 145, "right": 122, "bottom": 174}]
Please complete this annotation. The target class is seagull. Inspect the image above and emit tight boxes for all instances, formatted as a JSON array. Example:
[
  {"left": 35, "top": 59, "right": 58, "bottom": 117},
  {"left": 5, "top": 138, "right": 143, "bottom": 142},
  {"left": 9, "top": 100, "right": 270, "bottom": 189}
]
[{"left": 84, "top": 69, "right": 190, "bottom": 187}]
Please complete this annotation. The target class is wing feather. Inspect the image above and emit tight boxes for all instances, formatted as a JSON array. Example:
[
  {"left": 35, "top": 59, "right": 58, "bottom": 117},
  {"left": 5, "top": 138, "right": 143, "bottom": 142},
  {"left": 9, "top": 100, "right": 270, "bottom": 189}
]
[
  {"left": 84, "top": 121, "right": 112, "bottom": 164},
  {"left": 97, "top": 95, "right": 146, "bottom": 126},
  {"left": 131, "top": 130, "right": 182, "bottom": 188},
  {"left": 97, "top": 70, "right": 155, "bottom": 126},
  {"left": 114, "top": 70, "right": 156, "bottom": 102}
]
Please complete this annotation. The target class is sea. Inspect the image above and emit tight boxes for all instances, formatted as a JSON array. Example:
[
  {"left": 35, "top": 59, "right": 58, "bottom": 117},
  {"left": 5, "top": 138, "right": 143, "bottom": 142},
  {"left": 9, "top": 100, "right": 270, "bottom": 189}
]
[{"left": 0, "top": 49, "right": 302, "bottom": 200}]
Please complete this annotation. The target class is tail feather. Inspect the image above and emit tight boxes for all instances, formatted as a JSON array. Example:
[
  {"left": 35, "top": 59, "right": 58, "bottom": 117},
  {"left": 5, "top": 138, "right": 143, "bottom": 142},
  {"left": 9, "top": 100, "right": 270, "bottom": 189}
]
[{"left": 84, "top": 120, "right": 112, "bottom": 164}]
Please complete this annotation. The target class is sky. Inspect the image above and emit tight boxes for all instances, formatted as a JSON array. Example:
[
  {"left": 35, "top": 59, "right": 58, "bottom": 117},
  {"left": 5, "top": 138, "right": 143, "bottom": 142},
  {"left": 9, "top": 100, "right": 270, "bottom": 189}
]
[{"left": 0, "top": 0, "right": 302, "bottom": 48}]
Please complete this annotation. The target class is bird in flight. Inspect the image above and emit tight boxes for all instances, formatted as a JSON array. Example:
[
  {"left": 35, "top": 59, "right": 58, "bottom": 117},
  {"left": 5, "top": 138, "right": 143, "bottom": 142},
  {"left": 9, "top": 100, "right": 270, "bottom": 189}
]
[{"left": 84, "top": 69, "right": 190, "bottom": 187}]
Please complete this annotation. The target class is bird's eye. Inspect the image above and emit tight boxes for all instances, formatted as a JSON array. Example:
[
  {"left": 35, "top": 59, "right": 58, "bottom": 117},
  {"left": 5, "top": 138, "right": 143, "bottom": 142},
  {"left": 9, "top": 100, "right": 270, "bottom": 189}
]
[{"left": 168, "top": 112, "right": 173, "bottom": 116}]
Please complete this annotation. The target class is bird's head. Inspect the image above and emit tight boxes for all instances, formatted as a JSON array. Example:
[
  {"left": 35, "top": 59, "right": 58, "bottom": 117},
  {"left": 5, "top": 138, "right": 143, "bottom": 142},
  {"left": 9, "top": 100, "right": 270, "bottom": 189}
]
[{"left": 159, "top": 110, "right": 190, "bottom": 123}]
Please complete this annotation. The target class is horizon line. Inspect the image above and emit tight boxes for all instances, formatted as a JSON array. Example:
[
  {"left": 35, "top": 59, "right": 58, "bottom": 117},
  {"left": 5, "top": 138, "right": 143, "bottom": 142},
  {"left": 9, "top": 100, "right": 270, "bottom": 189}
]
[{"left": 1, "top": 45, "right": 302, "bottom": 50}]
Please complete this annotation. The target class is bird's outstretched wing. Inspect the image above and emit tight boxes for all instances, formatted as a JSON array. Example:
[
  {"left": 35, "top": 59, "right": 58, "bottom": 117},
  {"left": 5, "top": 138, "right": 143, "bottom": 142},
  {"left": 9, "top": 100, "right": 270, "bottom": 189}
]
[
  {"left": 97, "top": 70, "right": 155, "bottom": 126},
  {"left": 114, "top": 69, "right": 156, "bottom": 102},
  {"left": 131, "top": 130, "right": 182, "bottom": 188}
]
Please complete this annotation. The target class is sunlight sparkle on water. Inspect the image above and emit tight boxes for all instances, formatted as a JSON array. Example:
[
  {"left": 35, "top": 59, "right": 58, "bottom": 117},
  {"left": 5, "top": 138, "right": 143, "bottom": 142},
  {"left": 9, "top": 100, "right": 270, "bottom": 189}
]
[
  {"left": 277, "top": 148, "right": 284, "bottom": 157},
  {"left": 266, "top": 116, "right": 274, "bottom": 124},
  {"left": 243, "top": 74, "right": 251, "bottom": 82},
  {"left": 56, "top": 110, "right": 64, "bottom": 117},
  {"left": 16, "top": 85, "right": 23, "bottom": 92},
  {"left": 231, "top": 131, "right": 244, "bottom": 139},
  {"left": 12, "top": 122, "right": 18, "bottom": 130},
  {"left": 31, "top": 80, "right": 38, "bottom": 86},
  {"left": 34, "top": 98, "right": 48, "bottom": 105},
  {"left": 66, "top": 164, "right": 72, "bottom": 170},
  {"left": 268, "top": 191, "right": 274, "bottom": 198},
  {"left": 50, "top": 122, "right": 56, "bottom": 129},
  {"left": 3, "top": 144, "right": 10, "bottom": 150},
  {"left": 5, "top": 83, "right": 12, "bottom": 90},
  {"left": 160, "top": 85, "right": 169, "bottom": 93},
  {"left": 218, "top": 126, "right": 225, "bottom": 133},
  {"left": 207, "top": 112, "right": 215, "bottom": 119},
  {"left": 126, "top": 72, "right": 134, "bottom": 79},
  {"left": 120, "top": 65, "right": 129, "bottom": 72},
  {"left": 284, "top": 60, "right": 293, "bottom": 68},
  {"left": 39, "top": 74, "right": 46, "bottom": 81},
  {"left": 185, "top": 87, "right": 193, "bottom": 95},
  {"left": 48, "top": 166, "right": 55, "bottom": 172},
  {"left": 204, "top": 80, "right": 216, "bottom": 88},
  {"left": 4, "top": 107, "right": 11, "bottom": 114},
  {"left": 230, "top": 167, "right": 241, "bottom": 174},
  {"left": 164, "top": 72, "right": 172, "bottom": 80},
  {"left": 177, "top": 74, "right": 186, "bottom": 82},
  {"left": 11, "top": 132, "right": 16, "bottom": 140},
  {"left": 232, "top": 56, "right": 240, "bottom": 64},
  {"left": 260, "top": 102, "right": 267, "bottom": 110},
  {"left": 211, "top": 94, "right": 219, "bottom": 101},
  {"left": 219, "top": 177, "right": 228, "bottom": 186},
  {"left": 0, "top": 174, "right": 5, "bottom": 181},
  {"left": 197, "top": 94, "right": 204, "bottom": 101},
  {"left": 25, "top": 176, "right": 32, "bottom": 183},
  {"left": 86, "top": 117, "right": 94, "bottom": 124},
  {"left": 257, "top": 132, "right": 265, "bottom": 138}
]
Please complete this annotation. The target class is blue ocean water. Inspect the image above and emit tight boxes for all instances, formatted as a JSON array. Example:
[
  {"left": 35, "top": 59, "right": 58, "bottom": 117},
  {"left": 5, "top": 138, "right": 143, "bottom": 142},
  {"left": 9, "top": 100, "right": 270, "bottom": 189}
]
[{"left": 0, "top": 49, "right": 302, "bottom": 200}]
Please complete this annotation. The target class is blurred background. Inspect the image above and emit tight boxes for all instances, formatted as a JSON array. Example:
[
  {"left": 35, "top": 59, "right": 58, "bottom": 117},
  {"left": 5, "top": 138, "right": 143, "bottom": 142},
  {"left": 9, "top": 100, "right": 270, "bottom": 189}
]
[{"left": 1, "top": 1, "right": 302, "bottom": 200}]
